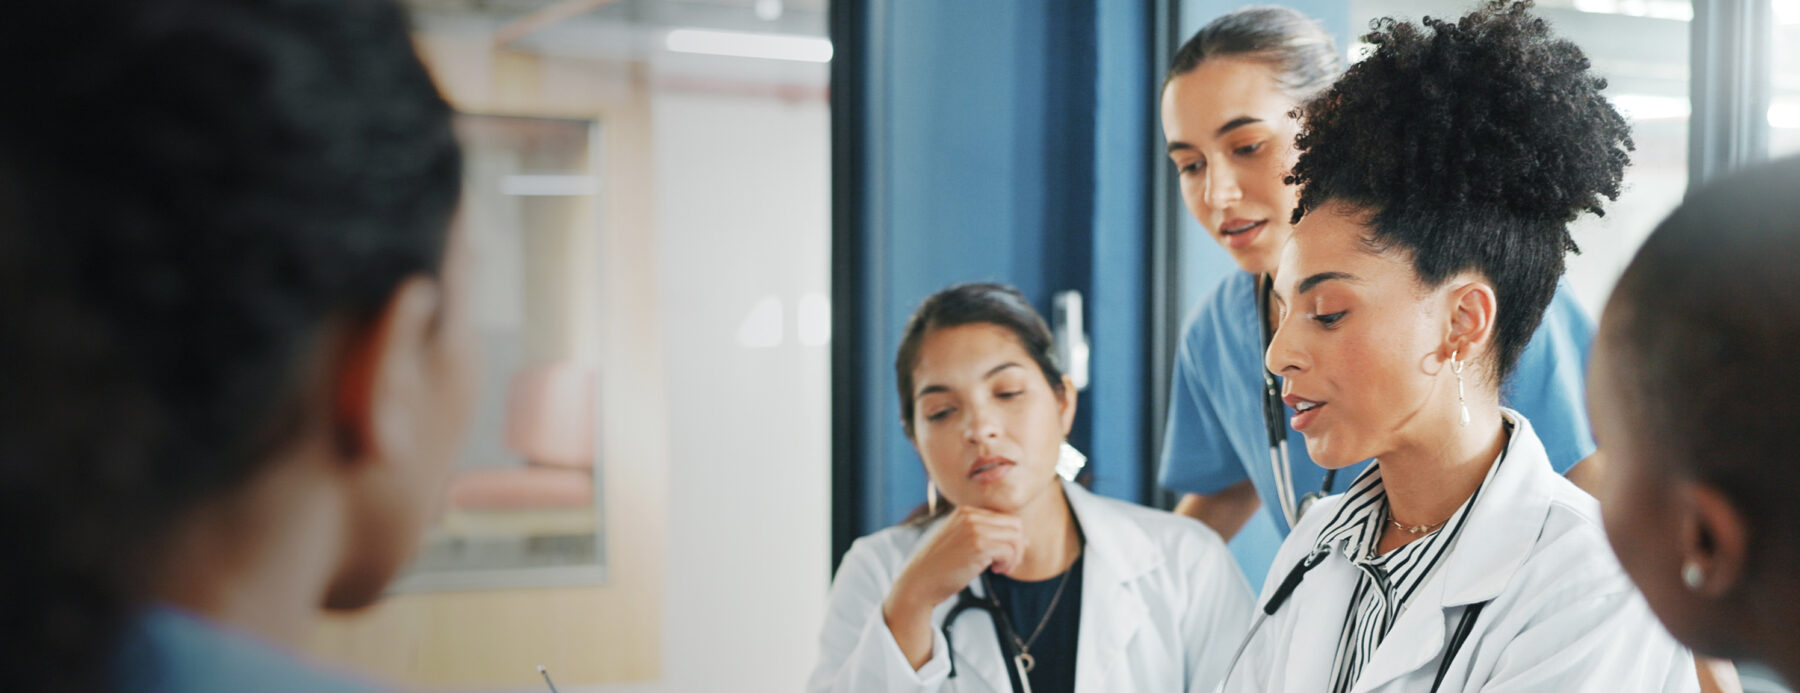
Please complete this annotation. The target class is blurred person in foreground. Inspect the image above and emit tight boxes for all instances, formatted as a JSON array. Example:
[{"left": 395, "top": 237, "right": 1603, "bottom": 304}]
[
  {"left": 1591, "top": 155, "right": 1800, "bottom": 691},
  {"left": 0, "top": 1, "right": 472, "bottom": 691}
]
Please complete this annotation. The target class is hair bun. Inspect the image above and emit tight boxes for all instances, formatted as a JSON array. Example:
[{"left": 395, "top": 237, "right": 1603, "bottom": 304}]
[{"left": 1291, "top": 0, "right": 1633, "bottom": 230}]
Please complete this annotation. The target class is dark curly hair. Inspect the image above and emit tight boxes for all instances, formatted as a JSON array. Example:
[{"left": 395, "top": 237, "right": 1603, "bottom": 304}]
[
  {"left": 1288, "top": 0, "right": 1632, "bottom": 380},
  {"left": 0, "top": 1, "right": 460, "bottom": 690}
]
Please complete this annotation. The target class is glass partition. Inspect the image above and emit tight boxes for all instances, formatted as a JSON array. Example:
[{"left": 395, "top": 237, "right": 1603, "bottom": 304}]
[{"left": 397, "top": 113, "right": 608, "bottom": 591}]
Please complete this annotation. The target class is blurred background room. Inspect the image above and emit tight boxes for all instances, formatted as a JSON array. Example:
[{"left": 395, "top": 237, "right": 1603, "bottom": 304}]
[{"left": 298, "top": 0, "right": 1800, "bottom": 691}]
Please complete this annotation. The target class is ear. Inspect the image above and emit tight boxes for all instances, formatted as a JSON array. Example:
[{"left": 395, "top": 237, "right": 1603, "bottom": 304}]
[
  {"left": 331, "top": 277, "right": 444, "bottom": 467},
  {"left": 1443, "top": 278, "right": 1498, "bottom": 365},
  {"left": 1682, "top": 482, "right": 1751, "bottom": 599},
  {"left": 1058, "top": 374, "right": 1078, "bottom": 436}
]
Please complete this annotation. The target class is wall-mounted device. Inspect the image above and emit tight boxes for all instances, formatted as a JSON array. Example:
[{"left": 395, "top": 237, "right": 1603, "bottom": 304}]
[{"left": 1052, "top": 290, "right": 1090, "bottom": 392}]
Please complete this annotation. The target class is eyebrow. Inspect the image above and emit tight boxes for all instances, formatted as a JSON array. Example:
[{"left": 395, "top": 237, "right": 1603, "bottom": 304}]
[
  {"left": 1298, "top": 271, "right": 1358, "bottom": 295},
  {"left": 1215, "top": 116, "right": 1262, "bottom": 138},
  {"left": 1271, "top": 271, "right": 1359, "bottom": 302},
  {"left": 914, "top": 362, "right": 1024, "bottom": 400},
  {"left": 1164, "top": 116, "right": 1266, "bottom": 154}
]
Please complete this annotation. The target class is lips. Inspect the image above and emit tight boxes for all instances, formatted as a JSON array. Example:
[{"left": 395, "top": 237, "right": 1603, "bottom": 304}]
[
  {"left": 1218, "top": 218, "right": 1267, "bottom": 250},
  {"left": 1282, "top": 393, "right": 1325, "bottom": 431},
  {"left": 968, "top": 456, "right": 1015, "bottom": 483}
]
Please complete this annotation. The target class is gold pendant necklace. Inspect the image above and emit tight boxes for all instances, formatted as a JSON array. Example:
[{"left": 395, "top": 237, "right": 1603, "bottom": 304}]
[{"left": 1389, "top": 516, "right": 1449, "bottom": 535}]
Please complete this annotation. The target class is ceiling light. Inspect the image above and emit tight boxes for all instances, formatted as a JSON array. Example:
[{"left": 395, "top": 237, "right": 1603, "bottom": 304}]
[
  {"left": 1769, "top": 103, "right": 1800, "bottom": 129},
  {"left": 1609, "top": 94, "right": 1690, "bottom": 121},
  {"left": 500, "top": 174, "right": 600, "bottom": 197},
  {"left": 664, "top": 28, "right": 832, "bottom": 63}
]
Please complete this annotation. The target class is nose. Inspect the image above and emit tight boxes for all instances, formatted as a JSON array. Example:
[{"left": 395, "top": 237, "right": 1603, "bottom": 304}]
[
  {"left": 1203, "top": 161, "right": 1242, "bottom": 210},
  {"left": 1264, "top": 311, "right": 1307, "bottom": 377},
  {"left": 963, "top": 401, "right": 1002, "bottom": 444}
]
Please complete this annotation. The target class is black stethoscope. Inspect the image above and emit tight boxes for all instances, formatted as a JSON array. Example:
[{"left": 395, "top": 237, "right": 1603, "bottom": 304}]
[
  {"left": 942, "top": 576, "right": 1034, "bottom": 693},
  {"left": 1258, "top": 273, "right": 1336, "bottom": 526}
]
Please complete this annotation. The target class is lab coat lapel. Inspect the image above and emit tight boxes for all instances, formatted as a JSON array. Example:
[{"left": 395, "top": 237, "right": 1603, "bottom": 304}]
[
  {"left": 1277, "top": 556, "right": 1362, "bottom": 692},
  {"left": 1349, "top": 410, "right": 1555, "bottom": 692},
  {"left": 1438, "top": 411, "right": 1556, "bottom": 608},
  {"left": 1064, "top": 483, "right": 1155, "bottom": 692}
]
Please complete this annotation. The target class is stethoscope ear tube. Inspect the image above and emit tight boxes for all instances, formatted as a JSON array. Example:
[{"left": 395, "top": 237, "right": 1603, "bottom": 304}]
[
  {"left": 942, "top": 587, "right": 988, "bottom": 680},
  {"left": 1219, "top": 548, "right": 1332, "bottom": 690},
  {"left": 1220, "top": 548, "right": 1480, "bottom": 693},
  {"left": 1258, "top": 273, "right": 1337, "bottom": 526},
  {"left": 1264, "top": 549, "right": 1330, "bottom": 615}
]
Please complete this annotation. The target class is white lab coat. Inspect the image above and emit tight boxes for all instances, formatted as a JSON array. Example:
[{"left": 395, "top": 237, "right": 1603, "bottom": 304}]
[
  {"left": 808, "top": 480, "right": 1254, "bottom": 693},
  {"left": 1225, "top": 410, "right": 1697, "bottom": 692}
]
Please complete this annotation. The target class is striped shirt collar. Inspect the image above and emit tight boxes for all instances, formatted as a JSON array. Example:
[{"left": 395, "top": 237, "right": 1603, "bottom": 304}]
[
  {"left": 1316, "top": 424, "right": 1513, "bottom": 693},
  {"left": 1312, "top": 428, "right": 1509, "bottom": 566}
]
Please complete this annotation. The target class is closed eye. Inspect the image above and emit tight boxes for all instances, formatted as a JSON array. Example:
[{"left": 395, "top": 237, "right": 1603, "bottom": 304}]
[
  {"left": 996, "top": 390, "right": 1024, "bottom": 400},
  {"left": 1234, "top": 142, "right": 1263, "bottom": 156},
  {"left": 1312, "top": 311, "right": 1346, "bottom": 328},
  {"left": 926, "top": 407, "right": 955, "bottom": 422}
]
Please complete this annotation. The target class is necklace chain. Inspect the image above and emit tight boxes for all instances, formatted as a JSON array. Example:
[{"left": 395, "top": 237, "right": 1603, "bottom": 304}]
[
  {"left": 983, "top": 554, "right": 1078, "bottom": 671},
  {"left": 1388, "top": 512, "right": 1451, "bottom": 536}
]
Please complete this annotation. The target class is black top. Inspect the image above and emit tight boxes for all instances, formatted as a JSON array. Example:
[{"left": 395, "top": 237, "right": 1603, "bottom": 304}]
[{"left": 986, "top": 554, "right": 1084, "bottom": 693}]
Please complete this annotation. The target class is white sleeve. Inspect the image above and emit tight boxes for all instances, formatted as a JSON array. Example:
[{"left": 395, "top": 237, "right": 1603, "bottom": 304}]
[
  {"left": 1182, "top": 528, "right": 1256, "bottom": 693},
  {"left": 1479, "top": 589, "right": 1697, "bottom": 693},
  {"left": 806, "top": 538, "right": 954, "bottom": 693}
]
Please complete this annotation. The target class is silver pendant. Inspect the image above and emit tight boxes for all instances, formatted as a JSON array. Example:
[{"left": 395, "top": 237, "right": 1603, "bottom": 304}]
[{"left": 1012, "top": 654, "right": 1035, "bottom": 693}]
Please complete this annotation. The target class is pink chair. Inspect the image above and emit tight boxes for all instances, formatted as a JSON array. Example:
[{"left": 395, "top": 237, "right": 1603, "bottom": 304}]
[{"left": 445, "top": 362, "right": 596, "bottom": 513}]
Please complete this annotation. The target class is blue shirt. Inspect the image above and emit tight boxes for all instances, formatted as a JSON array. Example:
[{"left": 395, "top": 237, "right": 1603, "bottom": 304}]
[
  {"left": 1158, "top": 271, "right": 1595, "bottom": 585},
  {"left": 112, "top": 606, "right": 391, "bottom": 693}
]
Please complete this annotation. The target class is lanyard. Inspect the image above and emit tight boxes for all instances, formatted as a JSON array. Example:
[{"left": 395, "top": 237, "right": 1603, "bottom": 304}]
[{"left": 1257, "top": 273, "right": 1335, "bottom": 526}]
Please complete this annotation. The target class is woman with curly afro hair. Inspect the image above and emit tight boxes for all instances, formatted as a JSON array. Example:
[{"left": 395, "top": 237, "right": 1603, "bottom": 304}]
[
  {"left": 1156, "top": 6, "right": 1606, "bottom": 591},
  {"left": 1220, "top": 2, "right": 1701, "bottom": 691}
]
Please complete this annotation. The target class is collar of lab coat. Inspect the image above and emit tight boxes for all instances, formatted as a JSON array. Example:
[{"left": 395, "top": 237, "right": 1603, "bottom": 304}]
[
  {"left": 1342, "top": 408, "right": 1558, "bottom": 692},
  {"left": 1065, "top": 480, "right": 1159, "bottom": 689},
  {"left": 936, "top": 479, "right": 1161, "bottom": 692},
  {"left": 1436, "top": 409, "right": 1555, "bottom": 608}
]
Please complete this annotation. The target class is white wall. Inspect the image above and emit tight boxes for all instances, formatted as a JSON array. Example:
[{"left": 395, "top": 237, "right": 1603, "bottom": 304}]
[{"left": 576, "top": 86, "right": 831, "bottom": 693}]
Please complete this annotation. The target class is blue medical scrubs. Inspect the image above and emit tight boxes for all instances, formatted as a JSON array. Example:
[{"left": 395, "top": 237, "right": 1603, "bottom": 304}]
[
  {"left": 1158, "top": 271, "right": 1597, "bottom": 586},
  {"left": 113, "top": 606, "right": 389, "bottom": 693}
]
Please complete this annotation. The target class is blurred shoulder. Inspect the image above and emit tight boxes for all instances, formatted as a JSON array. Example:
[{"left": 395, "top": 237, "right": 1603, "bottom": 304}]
[
  {"left": 1075, "top": 488, "right": 1232, "bottom": 572},
  {"left": 1180, "top": 271, "right": 1257, "bottom": 346},
  {"left": 838, "top": 521, "right": 934, "bottom": 576}
]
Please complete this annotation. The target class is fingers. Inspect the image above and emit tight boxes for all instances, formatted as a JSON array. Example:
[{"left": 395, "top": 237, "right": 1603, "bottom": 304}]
[
  {"left": 893, "top": 506, "right": 1033, "bottom": 607},
  {"left": 949, "top": 507, "right": 1027, "bottom": 575},
  {"left": 980, "top": 524, "right": 1027, "bottom": 576},
  {"left": 952, "top": 507, "right": 1022, "bottom": 533}
]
